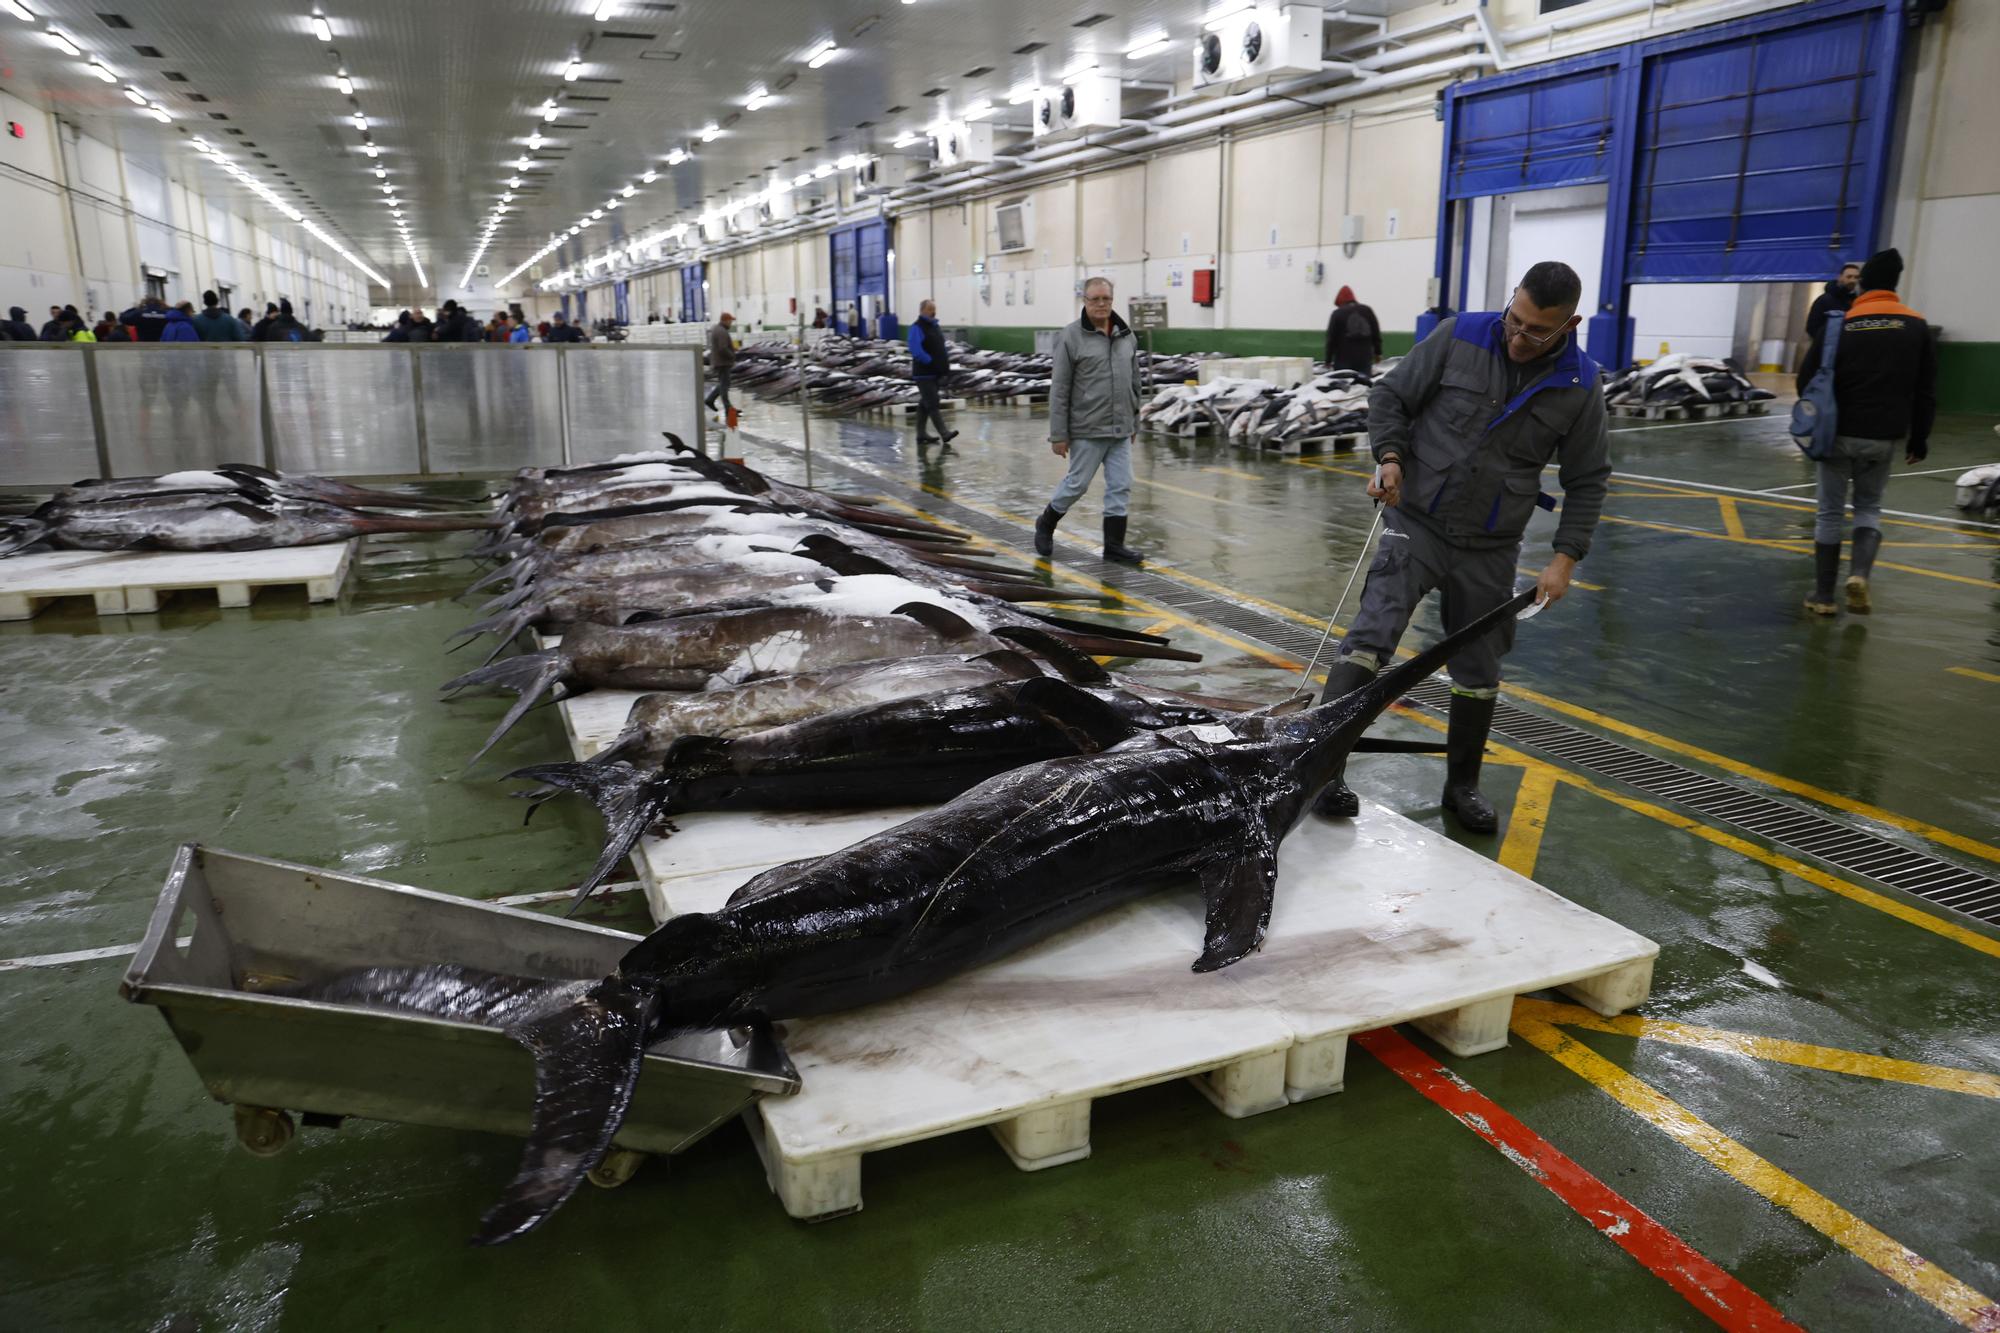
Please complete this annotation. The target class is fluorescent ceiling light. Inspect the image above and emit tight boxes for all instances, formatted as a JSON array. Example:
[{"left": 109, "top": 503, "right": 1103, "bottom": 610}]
[
  {"left": 1125, "top": 35, "right": 1172, "bottom": 59},
  {"left": 835, "top": 154, "right": 858, "bottom": 170},
  {"left": 513, "top": 156, "right": 531, "bottom": 170},
  {"left": 964, "top": 100, "right": 994, "bottom": 121},
  {"left": 351, "top": 112, "right": 367, "bottom": 130},
  {"left": 792, "top": 172, "right": 811, "bottom": 187},
  {"left": 501, "top": 192, "right": 514, "bottom": 202},
  {"left": 667, "top": 147, "right": 688, "bottom": 164},
  {"left": 1007, "top": 85, "right": 1039, "bottom": 105},
  {"left": 640, "top": 169, "right": 657, "bottom": 183},
  {"left": 1063, "top": 56, "right": 1099, "bottom": 77},
  {"left": 310, "top": 14, "right": 332, "bottom": 41},
  {"left": 372, "top": 166, "right": 386, "bottom": 177},
  {"left": 590, "top": 208, "right": 603, "bottom": 219},
  {"left": 564, "top": 58, "right": 581, "bottom": 82},
  {"left": 607, "top": 199, "right": 620, "bottom": 209},
  {"left": 527, "top": 131, "right": 544, "bottom": 150},
  {"left": 1201, "top": 3, "right": 1254, "bottom": 32},
  {"left": 146, "top": 105, "right": 169, "bottom": 123},
  {"left": 893, "top": 131, "right": 917, "bottom": 148},
  {"left": 698, "top": 124, "right": 718, "bottom": 142},
  {"left": 593, "top": 1, "right": 614, "bottom": 20},
  {"left": 620, "top": 184, "right": 636, "bottom": 196},
  {"left": 746, "top": 88, "right": 769, "bottom": 111},
  {"left": 362, "top": 142, "right": 379, "bottom": 157},
  {"left": 336, "top": 71, "right": 353, "bottom": 95},
  {"left": 806, "top": 41, "right": 837, "bottom": 68},
  {"left": 87, "top": 58, "right": 117, "bottom": 83},
  {"left": 123, "top": 85, "right": 148, "bottom": 105},
  {"left": 45, "top": 27, "right": 82, "bottom": 56},
  {"left": 543, "top": 102, "right": 561, "bottom": 123},
  {"left": 4, "top": 2, "right": 34, "bottom": 22}
]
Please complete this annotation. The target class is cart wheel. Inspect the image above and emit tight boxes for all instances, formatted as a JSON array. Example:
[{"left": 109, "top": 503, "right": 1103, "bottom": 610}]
[
  {"left": 233, "top": 1105, "right": 296, "bottom": 1158},
  {"left": 586, "top": 1149, "right": 647, "bottom": 1189}
]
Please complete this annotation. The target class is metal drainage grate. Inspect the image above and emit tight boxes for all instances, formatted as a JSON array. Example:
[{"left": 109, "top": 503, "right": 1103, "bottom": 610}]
[{"left": 759, "top": 436, "right": 2000, "bottom": 930}]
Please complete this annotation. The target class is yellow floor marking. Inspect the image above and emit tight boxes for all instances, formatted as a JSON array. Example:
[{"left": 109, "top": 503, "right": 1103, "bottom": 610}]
[
  {"left": 1138, "top": 475, "right": 1262, "bottom": 509},
  {"left": 1609, "top": 477, "right": 2000, "bottom": 544},
  {"left": 1138, "top": 619, "right": 1176, "bottom": 637},
  {"left": 1513, "top": 1013, "right": 2000, "bottom": 1330},
  {"left": 1496, "top": 765, "right": 1560, "bottom": 879},
  {"left": 1717, "top": 496, "right": 1748, "bottom": 541},
  {"left": 1201, "top": 465, "right": 1266, "bottom": 481},
  {"left": 895, "top": 474, "right": 2000, "bottom": 868},
  {"left": 1601, "top": 515, "right": 2000, "bottom": 590},
  {"left": 1514, "top": 998, "right": 2000, "bottom": 1100},
  {"left": 1948, "top": 666, "right": 2000, "bottom": 685},
  {"left": 1039, "top": 603, "right": 1161, "bottom": 618}
]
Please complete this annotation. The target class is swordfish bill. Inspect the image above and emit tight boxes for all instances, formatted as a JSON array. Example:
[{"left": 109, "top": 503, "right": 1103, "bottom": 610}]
[{"left": 435, "top": 585, "right": 1540, "bottom": 1243}]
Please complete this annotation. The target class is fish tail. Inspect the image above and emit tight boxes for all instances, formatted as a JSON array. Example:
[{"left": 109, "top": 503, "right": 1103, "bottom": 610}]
[
  {"left": 504, "top": 758, "right": 681, "bottom": 916},
  {"left": 0, "top": 518, "right": 52, "bottom": 558},
  {"left": 444, "top": 604, "right": 540, "bottom": 654},
  {"left": 441, "top": 650, "right": 570, "bottom": 763},
  {"left": 475, "top": 977, "right": 654, "bottom": 1245},
  {"left": 467, "top": 556, "right": 533, "bottom": 595},
  {"left": 478, "top": 580, "right": 539, "bottom": 614},
  {"left": 468, "top": 521, "right": 524, "bottom": 558}
]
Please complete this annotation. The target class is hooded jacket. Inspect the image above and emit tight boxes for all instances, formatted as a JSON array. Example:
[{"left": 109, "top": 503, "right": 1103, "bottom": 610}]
[
  {"left": 0, "top": 308, "right": 36, "bottom": 341},
  {"left": 1325, "top": 286, "right": 1381, "bottom": 372},
  {"left": 1048, "top": 307, "right": 1141, "bottom": 442},
  {"left": 1796, "top": 288, "right": 1936, "bottom": 457},
  {"left": 1805, "top": 278, "right": 1856, "bottom": 343},
  {"left": 159, "top": 308, "right": 201, "bottom": 342},
  {"left": 192, "top": 305, "right": 250, "bottom": 341}
]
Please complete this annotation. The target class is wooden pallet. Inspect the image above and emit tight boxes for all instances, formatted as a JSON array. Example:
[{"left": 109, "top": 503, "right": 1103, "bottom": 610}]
[
  {"left": 848, "top": 397, "right": 967, "bottom": 420},
  {"left": 0, "top": 541, "right": 357, "bottom": 620},
  {"left": 1140, "top": 421, "right": 1213, "bottom": 438},
  {"left": 1256, "top": 430, "right": 1369, "bottom": 457},
  {"left": 1608, "top": 403, "right": 1687, "bottom": 421},
  {"left": 543, "top": 683, "right": 1658, "bottom": 1222}
]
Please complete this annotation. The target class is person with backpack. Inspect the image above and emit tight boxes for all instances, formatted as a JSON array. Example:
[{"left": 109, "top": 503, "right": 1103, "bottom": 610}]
[
  {"left": 1323, "top": 285, "right": 1382, "bottom": 374},
  {"left": 1794, "top": 248, "right": 1935, "bottom": 617}
]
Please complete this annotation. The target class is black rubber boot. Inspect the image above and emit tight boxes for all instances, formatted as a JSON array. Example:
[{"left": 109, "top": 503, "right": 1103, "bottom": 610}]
[
  {"left": 1440, "top": 692, "right": 1500, "bottom": 835},
  {"left": 1805, "top": 542, "right": 1841, "bottom": 616},
  {"left": 1845, "top": 526, "right": 1881, "bottom": 614},
  {"left": 1309, "top": 659, "right": 1378, "bottom": 819},
  {"left": 1033, "top": 506, "right": 1064, "bottom": 558},
  {"left": 1103, "top": 514, "right": 1143, "bottom": 565}
]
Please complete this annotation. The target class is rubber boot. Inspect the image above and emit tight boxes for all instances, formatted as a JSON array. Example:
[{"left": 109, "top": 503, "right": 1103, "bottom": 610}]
[
  {"left": 1033, "top": 505, "right": 1064, "bottom": 558},
  {"left": 1845, "top": 526, "right": 1881, "bottom": 614},
  {"left": 1804, "top": 542, "right": 1841, "bottom": 616},
  {"left": 1309, "top": 659, "right": 1379, "bottom": 819},
  {"left": 1440, "top": 692, "right": 1500, "bottom": 835},
  {"left": 1102, "top": 514, "right": 1143, "bottom": 565}
]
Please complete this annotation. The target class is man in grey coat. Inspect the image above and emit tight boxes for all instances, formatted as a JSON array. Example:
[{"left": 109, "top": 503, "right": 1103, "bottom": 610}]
[
  {"left": 1034, "top": 277, "right": 1144, "bottom": 565},
  {"left": 704, "top": 311, "right": 737, "bottom": 417},
  {"left": 1314, "top": 260, "right": 1612, "bottom": 833}
]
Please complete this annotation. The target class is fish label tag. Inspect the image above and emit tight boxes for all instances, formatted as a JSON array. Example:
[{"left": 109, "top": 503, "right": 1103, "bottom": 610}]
[{"left": 1188, "top": 724, "right": 1234, "bottom": 743}]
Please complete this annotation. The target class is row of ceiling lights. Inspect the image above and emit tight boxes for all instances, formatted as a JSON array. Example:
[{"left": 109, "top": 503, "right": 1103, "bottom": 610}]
[
  {"left": 309, "top": 9, "right": 425, "bottom": 285},
  {"left": 4, "top": 2, "right": 174, "bottom": 122}
]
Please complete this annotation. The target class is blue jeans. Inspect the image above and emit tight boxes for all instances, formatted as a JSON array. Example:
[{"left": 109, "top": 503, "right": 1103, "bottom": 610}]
[
  {"left": 1048, "top": 437, "right": 1133, "bottom": 518},
  {"left": 1814, "top": 435, "right": 1895, "bottom": 544}
]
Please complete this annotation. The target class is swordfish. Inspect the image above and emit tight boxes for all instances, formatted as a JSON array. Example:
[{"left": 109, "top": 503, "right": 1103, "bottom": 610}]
[{"left": 304, "top": 586, "right": 1539, "bottom": 1243}]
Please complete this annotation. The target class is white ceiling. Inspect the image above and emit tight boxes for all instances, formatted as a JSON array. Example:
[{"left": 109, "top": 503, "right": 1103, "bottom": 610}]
[{"left": 0, "top": 0, "right": 1427, "bottom": 291}]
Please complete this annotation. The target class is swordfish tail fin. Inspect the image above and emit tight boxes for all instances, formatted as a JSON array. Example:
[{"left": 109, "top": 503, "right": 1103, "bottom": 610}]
[
  {"left": 475, "top": 977, "right": 655, "bottom": 1246},
  {"left": 441, "top": 650, "right": 570, "bottom": 764},
  {"left": 442, "top": 603, "right": 543, "bottom": 661},
  {"left": 504, "top": 758, "right": 685, "bottom": 916}
]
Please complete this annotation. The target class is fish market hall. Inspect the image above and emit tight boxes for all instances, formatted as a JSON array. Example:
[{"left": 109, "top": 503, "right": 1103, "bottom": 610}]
[{"left": 3, "top": 0, "right": 1998, "bottom": 1328}]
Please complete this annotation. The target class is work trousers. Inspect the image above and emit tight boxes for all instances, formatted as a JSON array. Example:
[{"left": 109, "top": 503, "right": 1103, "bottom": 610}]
[
  {"left": 1047, "top": 437, "right": 1133, "bottom": 518},
  {"left": 1340, "top": 508, "right": 1520, "bottom": 695},
  {"left": 705, "top": 367, "right": 734, "bottom": 412},
  {"left": 1814, "top": 434, "right": 1895, "bottom": 544},
  {"left": 915, "top": 376, "right": 950, "bottom": 440}
]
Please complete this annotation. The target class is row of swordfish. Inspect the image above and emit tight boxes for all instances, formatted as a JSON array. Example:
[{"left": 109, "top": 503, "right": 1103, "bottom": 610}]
[{"left": 310, "top": 435, "right": 1540, "bottom": 1245}]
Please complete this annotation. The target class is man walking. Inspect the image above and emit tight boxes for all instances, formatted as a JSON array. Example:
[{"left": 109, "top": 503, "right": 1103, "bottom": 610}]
[
  {"left": 1034, "top": 277, "right": 1145, "bottom": 565},
  {"left": 907, "top": 299, "right": 959, "bottom": 451},
  {"left": 1806, "top": 261, "right": 1861, "bottom": 342},
  {"left": 1324, "top": 285, "right": 1382, "bottom": 374},
  {"left": 705, "top": 311, "right": 737, "bottom": 418},
  {"left": 544, "top": 310, "right": 585, "bottom": 343},
  {"left": 1313, "top": 261, "right": 1612, "bottom": 833},
  {"left": 1796, "top": 247, "right": 1934, "bottom": 617}
]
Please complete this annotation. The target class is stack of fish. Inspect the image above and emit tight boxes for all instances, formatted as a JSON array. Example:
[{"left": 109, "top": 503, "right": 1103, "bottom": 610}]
[
  {"left": 1140, "top": 369, "right": 1372, "bottom": 449},
  {"left": 1602, "top": 355, "right": 1777, "bottom": 411},
  {"left": 728, "top": 336, "right": 1213, "bottom": 409},
  {"left": 0, "top": 464, "right": 492, "bottom": 557}
]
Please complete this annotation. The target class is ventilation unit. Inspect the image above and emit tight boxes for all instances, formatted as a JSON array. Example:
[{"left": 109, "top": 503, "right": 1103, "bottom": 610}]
[
  {"left": 1030, "top": 72, "right": 1123, "bottom": 142},
  {"left": 1193, "top": 5, "right": 1322, "bottom": 93},
  {"left": 854, "top": 154, "right": 913, "bottom": 195},
  {"left": 929, "top": 119, "right": 994, "bottom": 168}
]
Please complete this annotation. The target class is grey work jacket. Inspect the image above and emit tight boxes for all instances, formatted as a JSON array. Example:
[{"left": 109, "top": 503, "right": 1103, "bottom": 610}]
[
  {"left": 1368, "top": 314, "right": 1611, "bottom": 561},
  {"left": 1048, "top": 308, "right": 1140, "bottom": 442},
  {"left": 708, "top": 322, "right": 736, "bottom": 369}
]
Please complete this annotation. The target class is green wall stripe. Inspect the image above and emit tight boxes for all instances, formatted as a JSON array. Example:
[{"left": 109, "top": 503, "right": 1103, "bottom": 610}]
[
  {"left": 1935, "top": 342, "right": 2000, "bottom": 415},
  {"left": 964, "top": 327, "right": 1417, "bottom": 359}
]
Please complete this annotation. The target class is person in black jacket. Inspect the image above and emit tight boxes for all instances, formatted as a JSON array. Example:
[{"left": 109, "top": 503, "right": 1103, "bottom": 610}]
[
  {"left": 0, "top": 306, "right": 37, "bottom": 341},
  {"left": 1794, "top": 248, "right": 1935, "bottom": 617},
  {"left": 544, "top": 311, "right": 586, "bottom": 343},
  {"left": 1323, "top": 285, "right": 1382, "bottom": 373},
  {"left": 1805, "top": 261, "right": 1861, "bottom": 343},
  {"left": 39, "top": 305, "right": 66, "bottom": 341},
  {"left": 907, "top": 300, "right": 958, "bottom": 450}
]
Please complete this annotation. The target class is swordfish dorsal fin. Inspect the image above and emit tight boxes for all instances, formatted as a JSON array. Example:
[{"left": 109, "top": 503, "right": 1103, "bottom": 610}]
[
  {"left": 892, "top": 601, "right": 981, "bottom": 642},
  {"left": 1011, "top": 676, "right": 1140, "bottom": 753}
]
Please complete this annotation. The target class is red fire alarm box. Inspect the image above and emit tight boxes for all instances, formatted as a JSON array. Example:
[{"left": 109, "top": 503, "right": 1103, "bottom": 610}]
[{"left": 1192, "top": 268, "right": 1217, "bottom": 307}]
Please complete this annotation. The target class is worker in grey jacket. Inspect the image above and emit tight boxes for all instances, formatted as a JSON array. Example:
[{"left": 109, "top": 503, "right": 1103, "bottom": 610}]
[
  {"left": 1316, "top": 261, "right": 1612, "bottom": 833},
  {"left": 704, "top": 312, "right": 737, "bottom": 416},
  {"left": 1034, "top": 277, "right": 1144, "bottom": 564}
]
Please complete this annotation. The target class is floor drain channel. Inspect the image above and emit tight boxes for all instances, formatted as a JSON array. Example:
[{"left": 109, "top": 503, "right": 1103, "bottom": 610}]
[{"left": 753, "top": 434, "right": 2000, "bottom": 929}]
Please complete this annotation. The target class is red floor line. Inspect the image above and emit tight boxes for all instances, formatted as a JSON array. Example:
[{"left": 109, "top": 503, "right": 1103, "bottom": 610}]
[{"left": 1355, "top": 1027, "right": 1803, "bottom": 1333}]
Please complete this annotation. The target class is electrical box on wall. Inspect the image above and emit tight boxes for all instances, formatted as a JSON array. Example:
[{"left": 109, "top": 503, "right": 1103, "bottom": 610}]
[
  {"left": 992, "top": 197, "right": 1035, "bottom": 253},
  {"left": 1192, "top": 268, "right": 1217, "bottom": 307},
  {"left": 931, "top": 120, "right": 994, "bottom": 168},
  {"left": 1339, "top": 213, "right": 1364, "bottom": 244},
  {"left": 1032, "top": 73, "right": 1123, "bottom": 142}
]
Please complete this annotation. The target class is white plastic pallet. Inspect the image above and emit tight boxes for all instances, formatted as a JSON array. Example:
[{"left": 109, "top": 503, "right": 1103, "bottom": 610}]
[
  {"left": 0, "top": 541, "right": 357, "bottom": 620},
  {"left": 545, "top": 681, "right": 1657, "bottom": 1221}
]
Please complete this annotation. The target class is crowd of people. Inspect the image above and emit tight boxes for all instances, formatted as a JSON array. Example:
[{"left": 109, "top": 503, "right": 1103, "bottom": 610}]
[
  {"left": 0, "top": 292, "right": 317, "bottom": 343},
  {"left": 379, "top": 301, "right": 588, "bottom": 344}
]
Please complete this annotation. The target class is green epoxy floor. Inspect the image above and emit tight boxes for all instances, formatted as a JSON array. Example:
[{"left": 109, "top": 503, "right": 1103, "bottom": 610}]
[{"left": 3, "top": 401, "right": 1997, "bottom": 1330}]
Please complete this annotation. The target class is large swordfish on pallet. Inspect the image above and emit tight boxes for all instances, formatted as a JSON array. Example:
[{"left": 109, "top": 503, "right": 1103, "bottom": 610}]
[{"left": 324, "top": 588, "right": 1539, "bottom": 1243}]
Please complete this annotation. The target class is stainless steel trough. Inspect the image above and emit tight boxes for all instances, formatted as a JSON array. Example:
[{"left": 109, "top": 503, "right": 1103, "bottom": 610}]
[{"left": 120, "top": 844, "right": 797, "bottom": 1179}]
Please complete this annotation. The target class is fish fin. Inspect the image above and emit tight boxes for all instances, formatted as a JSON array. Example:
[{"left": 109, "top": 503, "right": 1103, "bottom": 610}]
[
  {"left": 441, "top": 651, "right": 570, "bottom": 764},
  {"left": 479, "top": 580, "right": 539, "bottom": 614},
  {"left": 724, "top": 856, "right": 826, "bottom": 907},
  {"left": 475, "top": 978, "right": 654, "bottom": 1246},
  {"left": 892, "top": 601, "right": 981, "bottom": 642},
  {"left": 972, "top": 648, "right": 1046, "bottom": 680},
  {"left": 444, "top": 605, "right": 539, "bottom": 653},
  {"left": 505, "top": 759, "right": 677, "bottom": 915},
  {"left": 1350, "top": 737, "right": 1448, "bottom": 754},
  {"left": 792, "top": 534, "right": 897, "bottom": 578},
  {"left": 0, "top": 519, "right": 53, "bottom": 558},
  {"left": 217, "top": 462, "right": 280, "bottom": 481},
  {"left": 1012, "top": 677, "right": 1139, "bottom": 753},
  {"left": 988, "top": 626, "right": 1111, "bottom": 684},
  {"left": 1192, "top": 842, "right": 1279, "bottom": 973}
]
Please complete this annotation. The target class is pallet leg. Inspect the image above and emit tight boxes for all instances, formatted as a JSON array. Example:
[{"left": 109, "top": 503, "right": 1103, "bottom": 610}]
[
  {"left": 1285, "top": 1034, "right": 1350, "bottom": 1102},
  {"left": 0, "top": 592, "right": 36, "bottom": 621},
  {"left": 743, "top": 1107, "right": 862, "bottom": 1221},
  {"left": 91, "top": 588, "right": 127, "bottom": 615},
  {"left": 1412, "top": 993, "right": 1514, "bottom": 1056},
  {"left": 123, "top": 587, "right": 160, "bottom": 614},
  {"left": 1189, "top": 1048, "right": 1289, "bottom": 1119},
  {"left": 1558, "top": 957, "right": 1655, "bottom": 1017},
  {"left": 215, "top": 582, "right": 254, "bottom": 609},
  {"left": 989, "top": 1099, "right": 1091, "bottom": 1171},
  {"left": 305, "top": 577, "right": 339, "bottom": 602}
]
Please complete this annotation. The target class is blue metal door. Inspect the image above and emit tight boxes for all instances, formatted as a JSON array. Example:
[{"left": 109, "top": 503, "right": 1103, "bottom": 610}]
[
  {"left": 614, "top": 280, "right": 630, "bottom": 325},
  {"left": 680, "top": 263, "right": 706, "bottom": 324},
  {"left": 829, "top": 219, "right": 891, "bottom": 336}
]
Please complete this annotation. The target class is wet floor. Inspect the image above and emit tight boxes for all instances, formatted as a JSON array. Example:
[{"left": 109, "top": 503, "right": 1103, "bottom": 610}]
[{"left": 1, "top": 401, "right": 1996, "bottom": 1330}]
